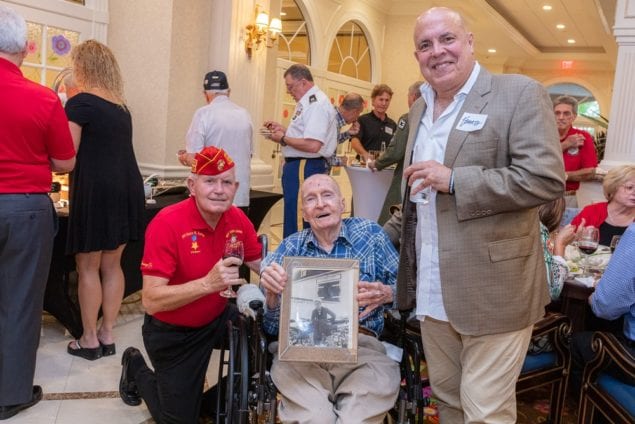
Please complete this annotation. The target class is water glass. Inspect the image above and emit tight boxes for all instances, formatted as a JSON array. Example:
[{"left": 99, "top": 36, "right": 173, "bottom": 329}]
[{"left": 409, "top": 179, "right": 431, "bottom": 204}]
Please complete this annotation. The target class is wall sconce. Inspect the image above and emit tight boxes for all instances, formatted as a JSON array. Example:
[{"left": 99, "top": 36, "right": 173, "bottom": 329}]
[{"left": 244, "top": 5, "right": 282, "bottom": 58}]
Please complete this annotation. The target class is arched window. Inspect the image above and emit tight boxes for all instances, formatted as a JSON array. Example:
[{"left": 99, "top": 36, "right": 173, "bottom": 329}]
[
  {"left": 327, "top": 21, "right": 371, "bottom": 82},
  {"left": 277, "top": 0, "right": 310, "bottom": 65},
  {"left": 548, "top": 82, "right": 607, "bottom": 160},
  {"left": 548, "top": 83, "right": 605, "bottom": 130}
]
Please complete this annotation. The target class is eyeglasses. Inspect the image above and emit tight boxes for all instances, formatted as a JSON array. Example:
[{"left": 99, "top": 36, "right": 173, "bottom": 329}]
[
  {"left": 619, "top": 183, "right": 635, "bottom": 193},
  {"left": 285, "top": 79, "right": 304, "bottom": 92}
]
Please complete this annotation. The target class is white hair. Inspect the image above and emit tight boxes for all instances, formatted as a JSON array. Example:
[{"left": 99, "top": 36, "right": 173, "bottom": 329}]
[{"left": 0, "top": 5, "right": 27, "bottom": 55}]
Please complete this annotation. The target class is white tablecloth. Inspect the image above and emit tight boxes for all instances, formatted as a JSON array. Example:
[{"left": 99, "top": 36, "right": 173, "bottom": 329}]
[{"left": 344, "top": 166, "right": 393, "bottom": 222}]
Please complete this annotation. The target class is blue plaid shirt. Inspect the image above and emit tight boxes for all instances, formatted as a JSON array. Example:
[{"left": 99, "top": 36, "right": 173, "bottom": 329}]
[
  {"left": 261, "top": 217, "right": 398, "bottom": 336},
  {"left": 335, "top": 107, "right": 351, "bottom": 144},
  {"left": 591, "top": 223, "right": 635, "bottom": 341}
]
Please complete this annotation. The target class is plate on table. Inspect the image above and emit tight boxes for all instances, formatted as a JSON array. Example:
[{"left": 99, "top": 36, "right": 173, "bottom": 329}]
[
  {"left": 584, "top": 252, "right": 611, "bottom": 271},
  {"left": 565, "top": 245, "right": 611, "bottom": 277}
]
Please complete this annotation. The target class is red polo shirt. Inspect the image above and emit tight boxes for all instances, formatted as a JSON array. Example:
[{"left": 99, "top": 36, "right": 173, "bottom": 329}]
[
  {"left": 0, "top": 58, "right": 75, "bottom": 193},
  {"left": 561, "top": 127, "right": 598, "bottom": 192},
  {"left": 141, "top": 197, "right": 261, "bottom": 327}
]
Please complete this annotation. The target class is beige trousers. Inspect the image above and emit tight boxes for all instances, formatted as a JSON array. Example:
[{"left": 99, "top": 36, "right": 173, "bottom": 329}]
[
  {"left": 271, "top": 334, "right": 400, "bottom": 424},
  {"left": 420, "top": 317, "right": 533, "bottom": 424}
]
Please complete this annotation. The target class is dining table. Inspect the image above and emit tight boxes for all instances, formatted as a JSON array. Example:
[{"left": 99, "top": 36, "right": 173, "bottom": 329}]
[{"left": 552, "top": 248, "right": 623, "bottom": 334}]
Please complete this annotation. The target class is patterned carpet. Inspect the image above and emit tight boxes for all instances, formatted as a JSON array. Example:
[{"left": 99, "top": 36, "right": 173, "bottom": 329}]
[
  {"left": 387, "top": 387, "right": 578, "bottom": 423},
  {"left": 517, "top": 386, "right": 579, "bottom": 424},
  {"left": 395, "top": 361, "right": 580, "bottom": 423}
]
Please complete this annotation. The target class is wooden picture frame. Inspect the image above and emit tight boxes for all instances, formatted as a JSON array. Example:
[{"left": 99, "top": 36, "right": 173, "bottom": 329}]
[{"left": 278, "top": 257, "right": 359, "bottom": 363}]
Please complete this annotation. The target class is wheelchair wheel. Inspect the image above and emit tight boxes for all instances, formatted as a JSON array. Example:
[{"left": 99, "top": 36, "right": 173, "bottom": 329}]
[{"left": 216, "top": 318, "right": 250, "bottom": 424}]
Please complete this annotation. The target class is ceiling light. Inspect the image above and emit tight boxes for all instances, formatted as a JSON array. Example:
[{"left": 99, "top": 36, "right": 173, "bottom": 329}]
[
  {"left": 567, "top": 39, "right": 576, "bottom": 44},
  {"left": 487, "top": 48, "right": 497, "bottom": 53},
  {"left": 556, "top": 24, "right": 565, "bottom": 30},
  {"left": 542, "top": 5, "right": 553, "bottom": 11}
]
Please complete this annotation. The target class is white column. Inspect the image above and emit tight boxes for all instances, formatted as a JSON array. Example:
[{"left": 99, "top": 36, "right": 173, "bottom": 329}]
[
  {"left": 209, "top": 0, "right": 274, "bottom": 190},
  {"left": 578, "top": 0, "right": 635, "bottom": 206},
  {"left": 603, "top": 0, "right": 635, "bottom": 167}
]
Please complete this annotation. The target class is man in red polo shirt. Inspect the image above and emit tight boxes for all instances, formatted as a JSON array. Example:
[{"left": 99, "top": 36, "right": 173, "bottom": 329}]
[
  {"left": 554, "top": 95, "right": 598, "bottom": 207},
  {"left": 118, "top": 146, "right": 261, "bottom": 423},
  {"left": 0, "top": 5, "right": 76, "bottom": 420}
]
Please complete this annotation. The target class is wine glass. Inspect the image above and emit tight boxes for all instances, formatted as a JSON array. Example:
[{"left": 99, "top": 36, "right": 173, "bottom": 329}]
[
  {"left": 576, "top": 226, "right": 599, "bottom": 277},
  {"left": 609, "top": 235, "right": 622, "bottom": 253},
  {"left": 220, "top": 235, "right": 244, "bottom": 298}
]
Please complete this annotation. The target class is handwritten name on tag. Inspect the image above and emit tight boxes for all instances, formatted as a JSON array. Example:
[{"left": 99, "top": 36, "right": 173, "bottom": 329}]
[{"left": 456, "top": 113, "right": 487, "bottom": 132}]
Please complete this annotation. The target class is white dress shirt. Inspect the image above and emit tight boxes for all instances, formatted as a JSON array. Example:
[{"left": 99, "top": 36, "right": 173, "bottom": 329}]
[
  {"left": 415, "top": 63, "right": 481, "bottom": 321},
  {"left": 186, "top": 95, "right": 253, "bottom": 207},
  {"left": 283, "top": 85, "right": 337, "bottom": 159}
]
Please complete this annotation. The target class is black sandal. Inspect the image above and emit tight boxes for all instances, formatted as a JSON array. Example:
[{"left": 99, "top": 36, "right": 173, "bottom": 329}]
[
  {"left": 100, "top": 341, "right": 116, "bottom": 356},
  {"left": 67, "top": 340, "right": 102, "bottom": 360}
]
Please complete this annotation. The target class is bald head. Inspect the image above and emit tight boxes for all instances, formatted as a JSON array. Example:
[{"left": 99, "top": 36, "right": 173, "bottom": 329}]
[
  {"left": 301, "top": 174, "right": 342, "bottom": 199},
  {"left": 413, "top": 6, "right": 475, "bottom": 99},
  {"left": 415, "top": 7, "right": 469, "bottom": 35}
]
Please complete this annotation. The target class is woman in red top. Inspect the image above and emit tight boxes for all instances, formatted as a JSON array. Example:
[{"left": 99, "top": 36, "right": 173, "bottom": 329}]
[{"left": 571, "top": 165, "right": 635, "bottom": 246}]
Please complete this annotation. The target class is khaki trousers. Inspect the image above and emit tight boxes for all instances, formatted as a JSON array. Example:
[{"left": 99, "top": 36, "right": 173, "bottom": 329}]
[
  {"left": 271, "top": 334, "right": 400, "bottom": 424},
  {"left": 420, "top": 317, "right": 533, "bottom": 424}
]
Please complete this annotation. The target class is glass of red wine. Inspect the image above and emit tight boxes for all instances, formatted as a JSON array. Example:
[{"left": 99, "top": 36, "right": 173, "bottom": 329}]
[
  {"left": 220, "top": 235, "right": 244, "bottom": 298},
  {"left": 576, "top": 226, "right": 599, "bottom": 277}
]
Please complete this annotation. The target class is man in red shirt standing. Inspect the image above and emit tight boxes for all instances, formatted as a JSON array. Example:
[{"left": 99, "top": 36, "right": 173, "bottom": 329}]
[
  {"left": 554, "top": 95, "right": 598, "bottom": 207},
  {"left": 118, "top": 146, "right": 261, "bottom": 423},
  {"left": 0, "top": 5, "right": 76, "bottom": 420}
]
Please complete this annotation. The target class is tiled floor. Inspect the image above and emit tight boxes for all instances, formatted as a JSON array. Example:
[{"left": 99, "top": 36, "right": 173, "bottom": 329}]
[
  {"left": 9, "top": 200, "right": 289, "bottom": 424},
  {"left": 10, "top": 173, "right": 363, "bottom": 423}
]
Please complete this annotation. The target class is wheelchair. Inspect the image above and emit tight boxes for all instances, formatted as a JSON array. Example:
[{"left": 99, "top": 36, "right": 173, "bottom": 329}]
[
  {"left": 214, "top": 234, "right": 277, "bottom": 424},
  {"left": 214, "top": 236, "right": 429, "bottom": 424},
  {"left": 382, "top": 310, "right": 430, "bottom": 424}
]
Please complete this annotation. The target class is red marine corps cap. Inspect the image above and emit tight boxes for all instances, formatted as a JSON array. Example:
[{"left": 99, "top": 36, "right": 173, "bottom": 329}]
[{"left": 191, "top": 146, "right": 235, "bottom": 175}]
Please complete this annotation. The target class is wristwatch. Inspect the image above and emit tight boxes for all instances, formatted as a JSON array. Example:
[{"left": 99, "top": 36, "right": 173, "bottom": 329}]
[{"left": 280, "top": 135, "right": 287, "bottom": 146}]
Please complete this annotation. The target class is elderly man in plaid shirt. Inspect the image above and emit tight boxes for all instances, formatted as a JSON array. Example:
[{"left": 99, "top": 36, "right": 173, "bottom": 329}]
[{"left": 260, "top": 174, "right": 400, "bottom": 424}]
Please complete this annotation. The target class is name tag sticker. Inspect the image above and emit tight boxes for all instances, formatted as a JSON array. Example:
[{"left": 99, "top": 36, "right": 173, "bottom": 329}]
[
  {"left": 456, "top": 113, "right": 487, "bottom": 132},
  {"left": 384, "top": 127, "right": 393, "bottom": 135}
]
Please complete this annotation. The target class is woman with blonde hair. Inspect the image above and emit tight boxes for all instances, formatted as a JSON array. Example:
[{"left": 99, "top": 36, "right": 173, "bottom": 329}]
[
  {"left": 65, "top": 40, "right": 144, "bottom": 360},
  {"left": 571, "top": 165, "right": 635, "bottom": 246}
]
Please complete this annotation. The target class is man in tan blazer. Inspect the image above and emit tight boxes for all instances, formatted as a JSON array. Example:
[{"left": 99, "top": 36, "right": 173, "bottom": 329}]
[{"left": 396, "top": 7, "right": 565, "bottom": 423}]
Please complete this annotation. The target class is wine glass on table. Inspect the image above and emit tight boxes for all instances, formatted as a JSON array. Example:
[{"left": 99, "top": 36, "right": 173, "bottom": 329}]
[
  {"left": 220, "top": 235, "right": 244, "bottom": 298},
  {"left": 576, "top": 226, "right": 600, "bottom": 278},
  {"left": 609, "top": 235, "right": 622, "bottom": 253}
]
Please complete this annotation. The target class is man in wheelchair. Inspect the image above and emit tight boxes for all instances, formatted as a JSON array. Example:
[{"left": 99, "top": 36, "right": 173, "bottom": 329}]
[
  {"left": 117, "top": 146, "right": 262, "bottom": 423},
  {"left": 259, "top": 174, "right": 401, "bottom": 423}
]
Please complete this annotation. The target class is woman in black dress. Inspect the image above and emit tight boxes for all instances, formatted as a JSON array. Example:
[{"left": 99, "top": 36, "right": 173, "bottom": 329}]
[{"left": 65, "top": 40, "right": 144, "bottom": 360}]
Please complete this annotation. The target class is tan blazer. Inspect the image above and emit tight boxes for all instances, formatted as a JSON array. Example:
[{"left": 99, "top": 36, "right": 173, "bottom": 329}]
[{"left": 396, "top": 68, "right": 565, "bottom": 336}]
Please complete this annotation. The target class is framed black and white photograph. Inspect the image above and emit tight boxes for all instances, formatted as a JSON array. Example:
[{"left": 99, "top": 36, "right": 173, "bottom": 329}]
[{"left": 278, "top": 257, "right": 359, "bottom": 363}]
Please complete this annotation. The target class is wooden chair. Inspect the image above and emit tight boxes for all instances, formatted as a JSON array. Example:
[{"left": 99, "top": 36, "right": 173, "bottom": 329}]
[
  {"left": 517, "top": 313, "right": 573, "bottom": 424},
  {"left": 578, "top": 332, "right": 635, "bottom": 423}
]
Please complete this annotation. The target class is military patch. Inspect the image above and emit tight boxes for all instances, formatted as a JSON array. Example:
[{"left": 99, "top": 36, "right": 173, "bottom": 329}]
[
  {"left": 309, "top": 94, "right": 317, "bottom": 103},
  {"left": 398, "top": 118, "right": 407, "bottom": 130}
]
